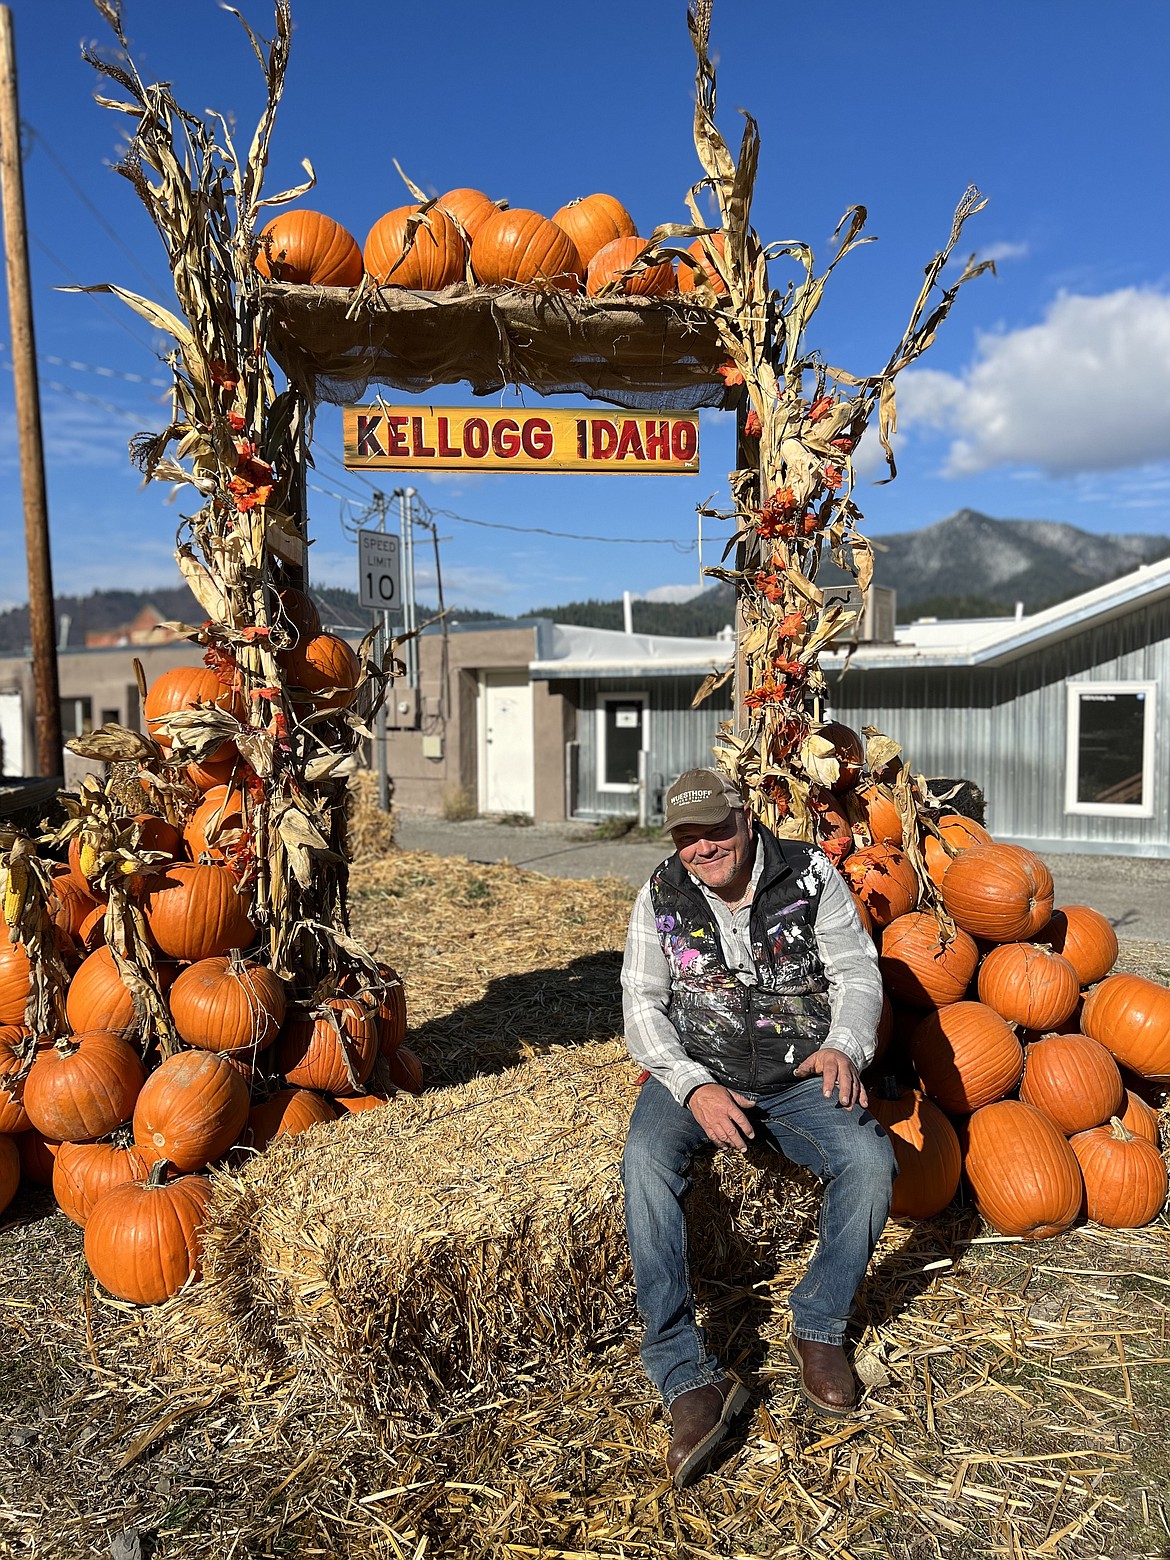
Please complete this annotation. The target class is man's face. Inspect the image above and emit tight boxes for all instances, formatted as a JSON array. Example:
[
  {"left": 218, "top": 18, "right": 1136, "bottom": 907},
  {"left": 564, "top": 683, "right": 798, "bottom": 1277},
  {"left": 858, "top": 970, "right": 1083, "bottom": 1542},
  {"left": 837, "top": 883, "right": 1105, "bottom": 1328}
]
[{"left": 671, "top": 809, "right": 754, "bottom": 894}]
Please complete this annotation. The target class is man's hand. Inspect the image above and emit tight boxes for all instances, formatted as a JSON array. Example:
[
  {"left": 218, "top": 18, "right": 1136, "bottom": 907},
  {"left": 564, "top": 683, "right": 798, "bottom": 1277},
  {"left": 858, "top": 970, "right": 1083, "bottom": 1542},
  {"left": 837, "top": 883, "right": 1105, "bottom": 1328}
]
[
  {"left": 794, "top": 1047, "right": 867, "bottom": 1110},
  {"left": 688, "top": 1083, "right": 756, "bottom": 1153}
]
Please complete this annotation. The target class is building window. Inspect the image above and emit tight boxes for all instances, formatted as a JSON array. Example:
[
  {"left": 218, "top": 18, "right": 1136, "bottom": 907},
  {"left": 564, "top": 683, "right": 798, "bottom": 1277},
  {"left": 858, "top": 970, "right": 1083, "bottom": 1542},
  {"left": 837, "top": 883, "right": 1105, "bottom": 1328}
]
[
  {"left": 60, "top": 696, "right": 93, "bottom": 742},
  {"left": 597, "top": 693, "right": 647, "bottom": 792},
  {"left": 100, "top": 708, "right": 120, "bottom": 727},
  {"left": 1065, "top": 682, "right": 1156, "bottom": 818}
]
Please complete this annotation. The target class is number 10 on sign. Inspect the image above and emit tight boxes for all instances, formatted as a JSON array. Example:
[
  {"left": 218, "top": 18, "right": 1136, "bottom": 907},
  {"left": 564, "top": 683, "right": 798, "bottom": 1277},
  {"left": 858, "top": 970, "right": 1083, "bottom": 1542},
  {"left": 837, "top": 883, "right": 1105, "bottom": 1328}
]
[{"left": 358, "top": 528, "right": 402, "bottom": 612}]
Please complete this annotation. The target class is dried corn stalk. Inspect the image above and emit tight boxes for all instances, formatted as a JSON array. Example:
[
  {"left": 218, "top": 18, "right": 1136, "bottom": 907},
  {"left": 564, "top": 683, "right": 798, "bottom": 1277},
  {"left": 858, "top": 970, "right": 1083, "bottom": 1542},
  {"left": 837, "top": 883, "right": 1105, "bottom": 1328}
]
[
  {"left": 43, "top": 0, "right": 395, "bottom": 1003},
  {"left": 657, "top": 0, "right": 991, "bottom": 858}
]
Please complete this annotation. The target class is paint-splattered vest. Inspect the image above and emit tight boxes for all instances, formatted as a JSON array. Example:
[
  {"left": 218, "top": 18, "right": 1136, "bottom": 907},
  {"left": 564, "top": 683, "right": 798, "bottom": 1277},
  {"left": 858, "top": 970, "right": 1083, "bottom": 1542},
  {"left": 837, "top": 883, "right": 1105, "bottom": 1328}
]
[{"left": 649, "top": 826, "right": 832, "bottom": 1095}]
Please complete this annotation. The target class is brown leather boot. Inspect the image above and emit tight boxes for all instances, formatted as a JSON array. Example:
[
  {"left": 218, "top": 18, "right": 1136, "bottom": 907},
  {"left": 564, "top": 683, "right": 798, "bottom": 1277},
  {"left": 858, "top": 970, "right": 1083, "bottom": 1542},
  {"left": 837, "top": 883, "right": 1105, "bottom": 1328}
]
[
  {"left": 666, "top": 1377, "right": 750, "bottom": 1488},
  {"left": 787, "top": 1335, "right": 857, "bottom": 1416}
]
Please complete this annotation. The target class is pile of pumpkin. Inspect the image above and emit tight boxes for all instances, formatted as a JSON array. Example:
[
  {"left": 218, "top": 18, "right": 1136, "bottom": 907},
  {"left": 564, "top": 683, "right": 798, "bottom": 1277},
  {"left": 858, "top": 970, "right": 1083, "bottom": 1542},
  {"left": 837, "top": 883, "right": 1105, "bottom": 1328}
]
[
  {"left": 810, "top": 722, "right": 1168, "bottom": 1239},
  {"left": 0, "top": 633, "right": 421, "bottom": 1304},
  {"left": 254, "top": 189, "right": 724, "bottom": 300}
]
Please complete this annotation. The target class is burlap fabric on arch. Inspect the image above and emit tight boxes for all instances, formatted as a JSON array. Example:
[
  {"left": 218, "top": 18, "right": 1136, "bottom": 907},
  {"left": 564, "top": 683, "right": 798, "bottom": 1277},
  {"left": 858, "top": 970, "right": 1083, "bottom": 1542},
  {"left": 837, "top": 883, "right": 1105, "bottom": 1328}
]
[{"left": 260, "top": 280, "right": 733, "bottom": 410}]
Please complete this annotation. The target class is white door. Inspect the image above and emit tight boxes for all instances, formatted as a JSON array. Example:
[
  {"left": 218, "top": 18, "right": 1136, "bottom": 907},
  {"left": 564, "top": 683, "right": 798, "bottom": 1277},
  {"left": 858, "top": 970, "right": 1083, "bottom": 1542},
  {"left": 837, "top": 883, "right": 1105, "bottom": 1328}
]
[
  {"left": 0, "top": 691, "right": 24, "bottom": 777},
  {"left": 479, "top": 671, "right": 534, "bottom": 815}
]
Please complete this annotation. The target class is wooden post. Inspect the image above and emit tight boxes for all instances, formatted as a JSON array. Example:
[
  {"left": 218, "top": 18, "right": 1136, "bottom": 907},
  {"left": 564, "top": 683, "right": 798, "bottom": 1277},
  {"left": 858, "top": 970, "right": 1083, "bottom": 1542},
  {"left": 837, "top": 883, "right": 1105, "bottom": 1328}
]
[
  {"left": 0, "top": 6, "right": 62, "bottom": 778},
  {"left": 732, "top": 397, "right": 762, "bottom": 734}
]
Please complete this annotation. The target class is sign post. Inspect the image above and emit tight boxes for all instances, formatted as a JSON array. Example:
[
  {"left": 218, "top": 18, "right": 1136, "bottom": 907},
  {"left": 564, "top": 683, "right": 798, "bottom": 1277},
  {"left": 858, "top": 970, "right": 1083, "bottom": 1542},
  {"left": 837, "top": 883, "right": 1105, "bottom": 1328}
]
[
  {"left": 357, "top": 527, "right": 402, "bottom": 613},
  {"left": 357, "top": 526, "right": 402, "bottom": 813}
]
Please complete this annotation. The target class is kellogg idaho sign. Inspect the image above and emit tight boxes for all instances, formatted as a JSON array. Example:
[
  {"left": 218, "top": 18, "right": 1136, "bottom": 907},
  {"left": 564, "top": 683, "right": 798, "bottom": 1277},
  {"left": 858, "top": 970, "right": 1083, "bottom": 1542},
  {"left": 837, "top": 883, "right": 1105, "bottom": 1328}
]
[{"left": 343, "top": 405, "right": 699, "bottom": 474}]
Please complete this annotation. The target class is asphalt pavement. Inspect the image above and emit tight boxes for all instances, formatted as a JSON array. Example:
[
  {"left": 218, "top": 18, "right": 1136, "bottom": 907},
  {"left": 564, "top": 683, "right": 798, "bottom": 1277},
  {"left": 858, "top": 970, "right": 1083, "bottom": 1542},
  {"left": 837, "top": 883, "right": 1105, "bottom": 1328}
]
[{"left": 391, "top": 814, "right": 1170, "bottom": 944}]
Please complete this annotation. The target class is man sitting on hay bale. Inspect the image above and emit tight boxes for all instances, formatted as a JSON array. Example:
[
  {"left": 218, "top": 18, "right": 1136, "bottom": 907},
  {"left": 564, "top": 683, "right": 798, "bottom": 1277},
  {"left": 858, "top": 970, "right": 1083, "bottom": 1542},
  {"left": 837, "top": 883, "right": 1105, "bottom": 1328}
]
[{"left": 621, "top": 767, "right": 894, "bottom": 1487}]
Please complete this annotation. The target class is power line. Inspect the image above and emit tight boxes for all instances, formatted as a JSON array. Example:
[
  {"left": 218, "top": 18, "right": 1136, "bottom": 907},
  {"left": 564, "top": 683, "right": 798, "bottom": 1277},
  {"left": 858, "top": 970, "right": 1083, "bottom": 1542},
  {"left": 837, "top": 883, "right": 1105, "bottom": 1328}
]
[
  {"left": 42, "top": 354, "right": 169, "bottom": 388},
  {"left": 23, "top": 121, "right": 167, "bottom": 296},
  {"left": 39, "top": 377, "right": 149, "bottom": 422},
  {"left": 418, "top": 497, "right": 698, "bottom": 552},
  {"left": 29, "top": 232, "right": 160, "bottom": 356}
]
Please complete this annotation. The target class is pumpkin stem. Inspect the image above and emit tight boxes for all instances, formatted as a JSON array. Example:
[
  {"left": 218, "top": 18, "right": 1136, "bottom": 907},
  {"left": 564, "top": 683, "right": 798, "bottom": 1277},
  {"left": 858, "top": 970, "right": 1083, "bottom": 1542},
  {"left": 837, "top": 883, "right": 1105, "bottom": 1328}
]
[
  {"left": 145, "top": 1157, "right": 173, "bottom": 1188},
  {"left": 1108, "top": 1115, "right": 1134, "bottom": 1143},
  {"left": 879, "top": 1073, "right": 900, "bottom": 1101}
]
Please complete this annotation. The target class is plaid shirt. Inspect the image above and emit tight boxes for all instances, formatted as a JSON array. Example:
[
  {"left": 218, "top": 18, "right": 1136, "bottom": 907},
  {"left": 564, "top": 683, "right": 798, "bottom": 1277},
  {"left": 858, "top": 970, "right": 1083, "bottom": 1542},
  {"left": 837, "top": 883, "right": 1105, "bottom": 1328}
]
[{"left": 621, "top": 838, "right": 883, "bottom": 1104}]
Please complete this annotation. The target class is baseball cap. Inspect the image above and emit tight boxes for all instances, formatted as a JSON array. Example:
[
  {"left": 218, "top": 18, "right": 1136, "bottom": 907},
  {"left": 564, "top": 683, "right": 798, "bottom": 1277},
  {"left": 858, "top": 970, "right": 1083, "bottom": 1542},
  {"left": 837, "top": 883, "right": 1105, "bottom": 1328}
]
[{"left": 662, "top": 767, "right": 745, "bottom": 833}]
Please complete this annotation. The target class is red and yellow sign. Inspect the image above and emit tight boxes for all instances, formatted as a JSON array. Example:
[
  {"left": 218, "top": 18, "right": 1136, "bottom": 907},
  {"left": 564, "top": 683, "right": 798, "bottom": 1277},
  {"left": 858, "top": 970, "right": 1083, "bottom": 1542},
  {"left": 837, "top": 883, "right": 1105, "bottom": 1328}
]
[{"left": 342, "top": 405, "right": 699, "bottom": 474}]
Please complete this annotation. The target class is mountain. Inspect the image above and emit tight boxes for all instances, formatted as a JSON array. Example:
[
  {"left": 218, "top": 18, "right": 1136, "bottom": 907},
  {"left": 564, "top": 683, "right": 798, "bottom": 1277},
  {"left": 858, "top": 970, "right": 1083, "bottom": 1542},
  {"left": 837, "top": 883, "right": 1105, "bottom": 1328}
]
[
  {"left": 2, "top": 514, "right": 1166, "bottom": 652},
  {"left": 0, "top": 586, "right": 502, "bottom": 654},
  {"left": 873, "top": 510, "right": 1170, "bottom": 620},
  {"left": 524, "top": 591, "right": 736, "bottom": 637}
]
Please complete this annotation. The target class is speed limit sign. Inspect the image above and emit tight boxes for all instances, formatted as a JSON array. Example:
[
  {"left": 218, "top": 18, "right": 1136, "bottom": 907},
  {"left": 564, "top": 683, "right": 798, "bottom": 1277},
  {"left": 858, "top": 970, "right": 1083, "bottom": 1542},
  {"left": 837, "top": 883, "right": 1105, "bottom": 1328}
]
[{"left": 357, "top": 528, "right": 402, "bottom": 613}]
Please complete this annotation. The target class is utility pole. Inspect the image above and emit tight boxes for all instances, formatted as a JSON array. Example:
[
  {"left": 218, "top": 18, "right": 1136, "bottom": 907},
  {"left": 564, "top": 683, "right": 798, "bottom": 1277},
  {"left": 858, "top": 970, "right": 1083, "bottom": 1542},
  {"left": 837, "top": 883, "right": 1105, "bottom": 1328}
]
[
  {"left": 0, "top": 6, "right": 62, "bottom": 777},
  {"left": 399, "top": 486, "right": 418, "bottom": 689},
  {"left": 371, "top": 489, "right": 391, "bottom": 813}
]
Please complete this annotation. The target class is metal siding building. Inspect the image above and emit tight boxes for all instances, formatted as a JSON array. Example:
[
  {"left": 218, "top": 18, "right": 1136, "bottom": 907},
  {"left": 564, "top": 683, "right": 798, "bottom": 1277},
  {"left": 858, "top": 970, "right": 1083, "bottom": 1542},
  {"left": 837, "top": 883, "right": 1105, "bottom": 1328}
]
[
  {"left": 825, "top": 579, "right": 1170, "bottom": 857},
  {"left": 574, "top": 674, "right": 732, "bottom": 819}
]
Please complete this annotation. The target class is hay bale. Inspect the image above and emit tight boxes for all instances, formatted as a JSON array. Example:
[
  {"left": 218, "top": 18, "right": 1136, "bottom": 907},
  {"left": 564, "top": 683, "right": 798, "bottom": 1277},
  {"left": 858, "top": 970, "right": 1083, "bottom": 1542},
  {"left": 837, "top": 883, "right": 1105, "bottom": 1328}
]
[{"left": 157, "top": 1042, "right": 819, "bottom": 1432}]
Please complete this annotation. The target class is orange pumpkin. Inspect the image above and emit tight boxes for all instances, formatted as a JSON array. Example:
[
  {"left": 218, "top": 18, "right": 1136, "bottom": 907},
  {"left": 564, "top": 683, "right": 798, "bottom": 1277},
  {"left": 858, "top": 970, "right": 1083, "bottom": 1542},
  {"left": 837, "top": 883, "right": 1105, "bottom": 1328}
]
[
  {"left": 384, "top": 1044, "right": 424, "bottom": 1095},
  {"left": 961, "top": 1099, "right": 1083, "bottom": 1239},
  {"left": 1081, "top": 973, "right": 1170, "bottom": 1081},
  {"left": 856, "top": 783, "right": 903, "bottom": 847},
  {"left": 185, "top": 747, "right": 244, "bottom": 793},
  {"left": 0, "top": 940, "right": 31, "bottom": 1026},
  {"left": 272, "top": 586, "right": 321, "bottom": 645},
  {"left": 923, "top": 814, "right": 992, "bottom": 888},
  {"left": 676, "top": 232, "right": 728, "bottom": 295},
  {"left": 16, "top": 1127, "right": 57, "bottom": 1185},
  {"left": 52, "top": 1140, "right": 153, "bottom": 1227},
  {"left": 941, "top": 843, "right": 1054, "bottom": 942},
  {"left": 809, "top": 791, "right": 854, "bottom": 865},
  {"left": 552, "top": 193, "right": 636, "bottom": 271},
  {"left": 23, "top": 1032, "right": 146, "bottom": 1143},
  {"left": 585, "top": 236, "right": 674, "bottom": 298},
  {"left": 435, "top": 187, "right": 503, "bottom": 240},
  {"left": 66, "top": 945, "right": 177, "bottom": 1037},
  {"left": 842, "top": 843, "right": 918, "bottom": 927},
  {"left": 84, "top": 1160, "right": 212, "bottom": 1304},
  {"left": 364, "top": 204, "right": 465, "bottom": 290},
  {"left": 245, "top": 1087, "right": 337, "bottom": 1151},
  {"left": 0, "top": 1133, "right": 18, "bottom": 1217},
  {"left": 375, "top": 969, "right": 407, "bottom": 1057},
  {"left": 0, "top": 1029, "right": 32, "bottom": 1133},
  {"left": 1035, "top": 905, "right": 1118, "bottom": 986},
  {"left": 878, "top": 912, "right": 978, "bottom": 1008},
  {"left": 977, "top": 942, "right": 1080, "bottom": 1031},
  {"left": 1119, "top": 1089, "right": 1160, "bottom": 1145},
  {"left": 1070, "top": 1117, "right": 1167, "bottom": 1228},
  {"left": 168, "top": 955, "right": 286, "bottom": 1053},
  {"left": 1018, "top": 1033, "right": 1124, "bottom": 1135},
  {"left": 818, "top": 722, "right": 865, "bottom": 794},
  {"left": 868, "top": 1083, "right": 961, "bottom": 1220},
  {"left": 47, "top": 866, "right": 98, "bottom": 942},
  {"left": 143, "top": 666, "right": 245, "bottom": 755},
  {"left": 470, "top": 208, "right": 581, "bottom": 292},
  {"left": 254, "top": 209, "right": 364, "bottom": 287},
  {"left": 279, "top": 632, "right": 361, "bottom": 712},
  {"left": 911, "top": 1001, "right": 1023, "bottom": 1114},
  {"left": 276, "top": 999, "right": 378, "bottom": 1096},
  {"left": 184, "top": 786, "right": 248, "bottom": 862},
  {"left": 144, "top": 863, "right": 256, "bottom": 963},
  {"left": 133, "top": 1049, "right": 250, "bottom": 1171},
  {"left": 77, "top": 903, "right": 107, "bottom": 954},
  {"left": 335, "top": 1092, "right": 393, "bottom": 1113}
]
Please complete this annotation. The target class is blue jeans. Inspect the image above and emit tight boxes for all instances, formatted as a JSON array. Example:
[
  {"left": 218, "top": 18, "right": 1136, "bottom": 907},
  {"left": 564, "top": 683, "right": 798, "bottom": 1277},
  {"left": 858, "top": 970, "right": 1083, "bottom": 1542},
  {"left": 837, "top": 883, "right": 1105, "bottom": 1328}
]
[{"left": 621, "top": 1075, "right": 896, "bottom": 1408}]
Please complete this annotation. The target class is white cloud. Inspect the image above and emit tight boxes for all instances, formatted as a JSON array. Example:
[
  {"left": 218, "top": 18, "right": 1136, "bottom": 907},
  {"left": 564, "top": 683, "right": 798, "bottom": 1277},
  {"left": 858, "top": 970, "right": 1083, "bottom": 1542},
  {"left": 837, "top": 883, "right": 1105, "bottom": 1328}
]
[
  {"left": 896, "top": 288, "right": 1170, "bottom": 477},
  {"left": 637, "top": 581, "right": 712, "bottom": 604}
]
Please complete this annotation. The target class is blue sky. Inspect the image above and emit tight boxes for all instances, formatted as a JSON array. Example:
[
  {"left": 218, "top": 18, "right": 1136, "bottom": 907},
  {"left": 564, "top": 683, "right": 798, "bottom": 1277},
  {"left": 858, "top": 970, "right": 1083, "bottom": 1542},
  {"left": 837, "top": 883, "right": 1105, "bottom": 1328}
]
[{"left": 1, "top": 0, "right": 1168, "bottom": 616}]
